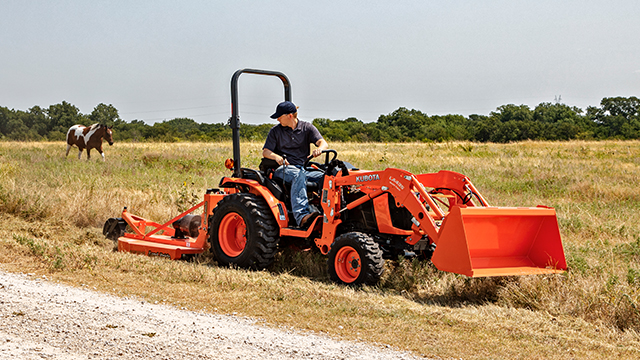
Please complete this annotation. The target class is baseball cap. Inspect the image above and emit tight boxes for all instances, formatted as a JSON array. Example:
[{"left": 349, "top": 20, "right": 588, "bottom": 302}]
[{"left": 270, "top": 101, "right": 297, "bottom": 119}]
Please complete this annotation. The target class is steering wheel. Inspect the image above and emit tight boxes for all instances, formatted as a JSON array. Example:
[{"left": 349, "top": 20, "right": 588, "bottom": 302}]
[{"left": 304, "top": 149, "right": 337, "bottom": 172}]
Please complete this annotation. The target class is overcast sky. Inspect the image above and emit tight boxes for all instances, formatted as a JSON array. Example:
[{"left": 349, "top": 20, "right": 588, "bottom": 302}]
[{"left": 1, "top": 1, "right": 639, "bottom": 125}]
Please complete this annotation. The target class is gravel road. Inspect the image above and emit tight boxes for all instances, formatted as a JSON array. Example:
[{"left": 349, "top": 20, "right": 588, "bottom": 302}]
[{"left": 0, "top": 270, "right": 422, "bottom": 359}]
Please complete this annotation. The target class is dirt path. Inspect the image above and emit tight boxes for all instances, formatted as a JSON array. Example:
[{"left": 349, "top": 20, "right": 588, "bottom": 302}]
[{"left": 0, "top": 270, "right": 422, "bottom": 359}]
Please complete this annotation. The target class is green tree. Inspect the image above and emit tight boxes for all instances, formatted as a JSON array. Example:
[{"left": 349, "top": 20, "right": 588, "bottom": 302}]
[
  {"left": 0, "top": 107, "right": 30, "bottom": 139},
  {"left": 532, "top": 103, "right": 588, "bottom": 140},
  {"left": 491, "top": 104, "right": 533, "bottom": 123},
  {"left": 0, "top": 106, "right": 13, "bottom": 136},
  {"left": 587, "top": 97, "right": 640, "bottom": 139},
  {"left": 89, "top": 103, "right": 120, "bottom": 126},
  {"left": 377, "top": 108, "right": 428, "bottom": 141},
  {"left": 26, "top": 106, "right": 50, "bottom": 137},
  {"left": 600, "top": 96, "right": 640, "bottom": 119},
  {"left": 47, "top": 101, "right": 87, "bottom": 133}
]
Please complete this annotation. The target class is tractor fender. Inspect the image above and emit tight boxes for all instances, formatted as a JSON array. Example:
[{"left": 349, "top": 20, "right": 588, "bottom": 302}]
[{"left": 218, "top": 177, "right": 288, "bottom": 228}]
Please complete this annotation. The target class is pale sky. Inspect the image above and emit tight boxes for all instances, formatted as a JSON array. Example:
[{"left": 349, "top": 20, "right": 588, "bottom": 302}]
[{"left": 1, "top": 1, "right": 639, "bottom": 125}]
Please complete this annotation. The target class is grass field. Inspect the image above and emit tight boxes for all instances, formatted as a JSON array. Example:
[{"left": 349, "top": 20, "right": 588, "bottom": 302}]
[{"left": 1, "top": 140, "right": 640, "bottom": 359}]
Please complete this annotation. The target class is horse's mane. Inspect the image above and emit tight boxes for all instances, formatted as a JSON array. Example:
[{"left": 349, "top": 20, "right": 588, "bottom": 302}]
[{"left": 89, "top": 123, "right": 100, "bottom": 131}]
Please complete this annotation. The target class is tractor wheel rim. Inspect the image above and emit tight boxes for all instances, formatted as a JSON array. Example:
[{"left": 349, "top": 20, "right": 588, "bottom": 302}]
[
  {"left": 335, "top": 246, "right": 361, "bottom": 283},
  {"left": 219, "top": 213, "right": 247, "bottom": 257}
]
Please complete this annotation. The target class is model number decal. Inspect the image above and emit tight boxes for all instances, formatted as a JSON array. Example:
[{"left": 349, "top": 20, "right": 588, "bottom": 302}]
[
  {"left": 148, "top": 251, "right": 171, "bottom": 259},
  {"left": 389, "top": 176, "right": 405, "bottom": 191}
]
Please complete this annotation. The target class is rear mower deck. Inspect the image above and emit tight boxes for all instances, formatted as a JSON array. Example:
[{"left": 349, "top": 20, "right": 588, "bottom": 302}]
[
  {"left": 104, "top": 200, "right": 212, "bottom": 260},
  {"left": 117, "top": 235, "right": 204, "bottom": 260}
]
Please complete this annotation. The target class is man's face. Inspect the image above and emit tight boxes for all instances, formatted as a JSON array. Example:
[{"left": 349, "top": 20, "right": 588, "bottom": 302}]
[{"left": 277, "top": 113, "right": 294, "bottom": 128}]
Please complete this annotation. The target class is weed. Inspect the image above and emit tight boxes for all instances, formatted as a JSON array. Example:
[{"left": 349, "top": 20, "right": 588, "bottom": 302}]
[
  {"left": 627, "top": 267, "right": 640, "bottom": 286},
  {"left": 271, "top": 247, "right": 328, "bottom": 281},
  {"left": 83, "top": 254, "right": 98, "bottom": 269},
  {"left": 380, "top": 257, "right": 437, "bottom": 293},
  {"left": 458, "top": 143, "right": 474, "bottom": 153},
  {"left": 176, "top": 177, "right": 201, "bottom": 212},
  {"left": 615, "top": 237, "right": 640, "bottom": 260},
  {"left": 13, "top": 234, "right": 46, "bottom": 256},
  {"left": 568, "top": 253, "right": 591, "bottom": 275},
  {"left": 378, "top": 151, "right": 388, "bottom": 163},
  {"left": 51, "top": 246, "right": 65, "bottom": 270},
  {"left": 141, "top": 153, "right": 161, "bottom": 166}
]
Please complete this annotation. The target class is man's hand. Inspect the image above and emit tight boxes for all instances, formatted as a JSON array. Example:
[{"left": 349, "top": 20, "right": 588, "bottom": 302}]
[
  {"left": 277, "top": 156, "right": 289, "bottom": 166},
  {"left": 310, "top": 139, "right": 329, "bottom": 158},
  {"left": 310, "top": 148, "right": 324, "bottom": 158},
  {"left": 263, "top": 148, "right": 289, "bottom": 166}
]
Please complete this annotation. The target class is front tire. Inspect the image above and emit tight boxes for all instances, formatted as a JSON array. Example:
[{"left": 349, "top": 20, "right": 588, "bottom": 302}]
[
  {"left": 327, "top": 232, "right": 384, "bottom": 285},
  {"left": 209, "top": 193, "right": 279, "bottom": 269}
]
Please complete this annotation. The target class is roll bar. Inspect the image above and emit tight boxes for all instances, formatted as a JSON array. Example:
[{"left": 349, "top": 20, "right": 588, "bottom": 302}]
[{"left": 229, "top": 68, "right": 291, "bottom": 178}]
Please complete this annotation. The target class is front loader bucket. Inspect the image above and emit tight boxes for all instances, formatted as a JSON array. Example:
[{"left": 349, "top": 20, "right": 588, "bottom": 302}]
[{"left": 431, "top": 206, "right": 566, "bottom": 277}]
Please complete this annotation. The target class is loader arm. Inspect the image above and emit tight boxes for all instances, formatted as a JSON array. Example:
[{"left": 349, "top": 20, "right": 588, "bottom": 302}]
[
  {"left": 414, "top": 170, "right": 490, "bottom": 208},
  {"left": 368, "top": 169, "right": 445, "bottom": 244},
  {"left": 316, "top": 168, "right": 445, "bottom": 254}
]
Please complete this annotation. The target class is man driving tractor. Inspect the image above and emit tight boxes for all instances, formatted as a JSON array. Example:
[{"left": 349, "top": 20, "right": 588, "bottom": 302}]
[
  {"left": 262, "top": 101, "right": 329, "bottom": 228},
  {"left": 105, "top": 69, "right": 567, "bottom": 285}
]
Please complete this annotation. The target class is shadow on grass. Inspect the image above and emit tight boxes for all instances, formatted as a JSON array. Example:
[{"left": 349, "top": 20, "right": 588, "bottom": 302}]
[{"left": 267, "top": 247, "right": 512, "bottom": 308}]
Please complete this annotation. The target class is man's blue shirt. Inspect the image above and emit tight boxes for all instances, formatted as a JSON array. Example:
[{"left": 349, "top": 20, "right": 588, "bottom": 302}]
[{"left": 263, "top": 120, "right": 323, "bottom": 166}]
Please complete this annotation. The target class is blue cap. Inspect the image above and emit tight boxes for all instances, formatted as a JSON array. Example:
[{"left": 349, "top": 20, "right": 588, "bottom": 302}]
[{"left": 270, "top": 101, "right": 297, "bottom": 119}]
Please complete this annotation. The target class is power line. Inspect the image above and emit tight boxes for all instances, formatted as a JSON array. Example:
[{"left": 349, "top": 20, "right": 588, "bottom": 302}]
[{"left": 121, "top": 105, "right": 218, "bottom": 115}]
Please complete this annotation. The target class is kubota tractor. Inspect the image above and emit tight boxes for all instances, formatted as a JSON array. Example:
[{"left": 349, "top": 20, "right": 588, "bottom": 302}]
[{"left": 103, "top": 69, "right": 567, "bottom": 285}]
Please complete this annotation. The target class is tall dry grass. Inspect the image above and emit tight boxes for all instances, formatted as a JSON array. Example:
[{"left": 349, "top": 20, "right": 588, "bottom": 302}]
[{"left": 2, "top": 140, "right": 640, "bottom": 359}]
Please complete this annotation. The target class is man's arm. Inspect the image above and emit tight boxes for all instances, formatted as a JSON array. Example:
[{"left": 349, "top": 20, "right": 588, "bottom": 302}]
[
  {"left": 310, "top": 139, "right": 329, "bottom": 158},
  {"left": 263, "top": 148, "right": 288, "bottom": 166}
]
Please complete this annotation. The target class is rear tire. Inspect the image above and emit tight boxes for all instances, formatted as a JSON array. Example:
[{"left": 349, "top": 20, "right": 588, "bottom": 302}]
[
  {"left": 327, "top": 232, "right": 384, "bottom": 286},
  {"left": 209, "top": 193, "right": 279, "bottom": 270}
]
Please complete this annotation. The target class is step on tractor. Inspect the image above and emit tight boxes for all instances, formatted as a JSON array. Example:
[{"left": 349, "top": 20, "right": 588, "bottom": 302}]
[{"left": 103, "top": 69, "right": 567, "bottom": 285}]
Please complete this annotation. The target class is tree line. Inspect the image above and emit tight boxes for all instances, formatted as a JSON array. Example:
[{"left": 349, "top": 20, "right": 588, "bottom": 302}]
[{"left": 1, "top": 97, "right": 639, "bottom": 143}]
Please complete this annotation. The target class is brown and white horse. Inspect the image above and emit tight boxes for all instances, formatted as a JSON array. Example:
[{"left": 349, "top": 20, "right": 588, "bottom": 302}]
[{"left": 65, "top": 124, "right": 114, "bottom": 161}]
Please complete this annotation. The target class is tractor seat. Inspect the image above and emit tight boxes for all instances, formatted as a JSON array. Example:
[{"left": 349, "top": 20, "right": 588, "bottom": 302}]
[
  {"left": 266, "top": 172, "right": 321, "bottom": 202},
  {"left": 240, "top": 168, "right": 320, "bottom": 202}
]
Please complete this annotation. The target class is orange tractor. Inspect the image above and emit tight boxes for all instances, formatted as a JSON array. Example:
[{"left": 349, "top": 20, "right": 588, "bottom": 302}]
[{"left": 103, "top": 69, "right": 567, "bottom": 285}]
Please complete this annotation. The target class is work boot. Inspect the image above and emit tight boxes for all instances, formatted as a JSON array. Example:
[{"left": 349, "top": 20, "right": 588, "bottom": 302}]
[{"left": 299, "top": 211, "right": 320, "bottom": 229}]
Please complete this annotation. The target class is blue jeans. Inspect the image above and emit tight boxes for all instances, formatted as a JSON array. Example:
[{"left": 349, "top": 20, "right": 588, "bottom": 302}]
[{"left": 273, "top": 165, "right": 324, "bottom": 226}]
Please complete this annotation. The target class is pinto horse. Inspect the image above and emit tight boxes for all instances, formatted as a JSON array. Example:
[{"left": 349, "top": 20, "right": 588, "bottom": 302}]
[{"left": 65, "top": 124, "right": 114, "bottom": 161}]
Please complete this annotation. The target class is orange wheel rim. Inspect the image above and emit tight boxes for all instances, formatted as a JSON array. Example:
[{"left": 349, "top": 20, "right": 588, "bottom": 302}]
[
  {"left": 218, "top": 213, "right": 247, "bottom": 257},
  {"left": 335, "top": 246, "right": 361, "bottom": 283}
]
